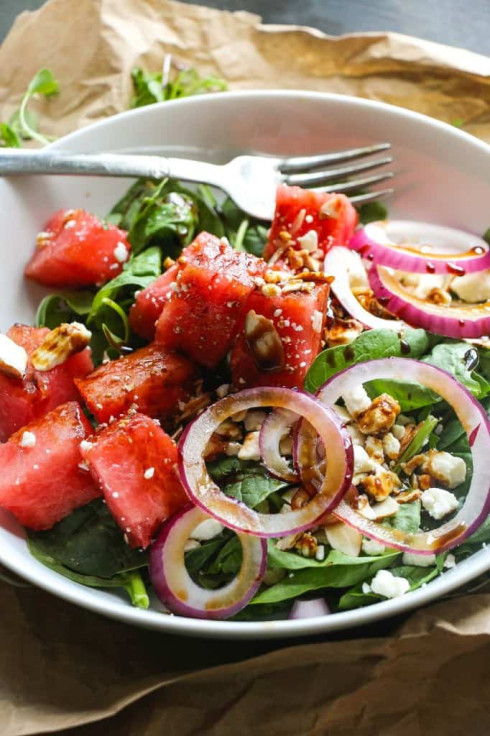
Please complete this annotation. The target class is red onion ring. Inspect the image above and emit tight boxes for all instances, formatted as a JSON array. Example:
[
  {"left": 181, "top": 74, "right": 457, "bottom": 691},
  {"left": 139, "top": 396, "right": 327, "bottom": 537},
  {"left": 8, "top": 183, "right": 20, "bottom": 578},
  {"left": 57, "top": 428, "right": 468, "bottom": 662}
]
[
  {"left": 179, "top": 387, "right": 353, "bottom": 538},
  {"left": 350, "top": 220, "right": 490, "bottom": 275},
  {"left": 369, "top": 264, "right": 490, "bottom": 339},
  {"left": 259, "top": 409, "right": 299, "bottom": 483},
  {"left": 316, "top": 357, "right": 490, "bottom": 554},
  {"left": 324, "top": 246, "right": 404, "bottom": 330},
  {"left": 150, "top": 505, "right": 267, "bottom": 619}
]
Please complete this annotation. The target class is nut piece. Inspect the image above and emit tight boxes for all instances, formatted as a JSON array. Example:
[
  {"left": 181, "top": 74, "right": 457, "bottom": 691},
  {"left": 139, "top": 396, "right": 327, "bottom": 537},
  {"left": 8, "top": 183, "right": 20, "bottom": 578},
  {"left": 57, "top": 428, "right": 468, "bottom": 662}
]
[
  {"left": 30, "top": 322, "right": 91, "bottom": 372},
  {"left": 294, "top": 532, "right": 318, "bottom": 558},
  {"left": 358, "top": 467, "right": 401, "bottom": 502},
  {"left": 0, "top": 334, "right": 28, "bottom": 379},
  {"left": 245, "top": 310, "right": 285, "bottom": 372},
  {"left": 357, "top": 393, "right": 401, "bottom": 435}
]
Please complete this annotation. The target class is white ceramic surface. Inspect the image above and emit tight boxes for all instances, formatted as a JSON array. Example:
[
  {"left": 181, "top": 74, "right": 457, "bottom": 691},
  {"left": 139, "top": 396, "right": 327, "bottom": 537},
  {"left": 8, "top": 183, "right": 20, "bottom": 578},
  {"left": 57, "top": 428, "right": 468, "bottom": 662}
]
[{"left": 0, "top": 90, "right": 489, "bottom": 639}]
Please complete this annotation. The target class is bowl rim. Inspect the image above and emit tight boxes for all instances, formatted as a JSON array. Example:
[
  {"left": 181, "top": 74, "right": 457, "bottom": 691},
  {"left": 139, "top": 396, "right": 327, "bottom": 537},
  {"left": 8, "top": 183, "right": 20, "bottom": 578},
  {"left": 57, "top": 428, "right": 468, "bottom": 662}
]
[{"left": 3, "top": 88, "right": 490, "bottom": 639}]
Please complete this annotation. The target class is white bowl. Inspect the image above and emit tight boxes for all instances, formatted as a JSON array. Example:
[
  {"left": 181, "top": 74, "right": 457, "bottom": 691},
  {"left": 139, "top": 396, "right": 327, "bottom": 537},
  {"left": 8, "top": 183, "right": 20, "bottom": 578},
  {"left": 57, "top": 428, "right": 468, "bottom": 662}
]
[{"left": 1, "top": 91, "right": 489, "bottom": 639}]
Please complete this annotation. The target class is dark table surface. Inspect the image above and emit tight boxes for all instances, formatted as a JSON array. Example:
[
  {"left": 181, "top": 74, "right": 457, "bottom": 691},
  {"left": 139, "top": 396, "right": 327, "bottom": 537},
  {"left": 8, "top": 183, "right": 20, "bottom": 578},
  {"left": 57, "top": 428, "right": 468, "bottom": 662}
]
[{"left": 1, "top": 0, "right": 490, "bottom": 54}]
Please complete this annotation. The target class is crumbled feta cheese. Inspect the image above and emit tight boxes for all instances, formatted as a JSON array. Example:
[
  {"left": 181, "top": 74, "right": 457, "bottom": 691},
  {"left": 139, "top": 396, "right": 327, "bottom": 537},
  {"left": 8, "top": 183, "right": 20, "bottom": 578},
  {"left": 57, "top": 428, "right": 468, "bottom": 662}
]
[
  {"left": 383, "top": 432, "right": 400, "bottom": 460},
  {"left": 451, "top": 271, "right": 490, "bottom": 303},
  {"left": 347, "top": 423, "right": 365, "bottom": 447},
  {"left": 421, "top": 487, "right": 459, "bottom": 520},
  {"left": 392, "top": 424, "right": 406, "bottom": 441},
  {"left": 113, "top": 241, "right": 129, "bottom": 263},
  {"left": 342, "top": 385, "right": 371, "bottom": 418},
  {"left": 332, "top": 405, "right": 352, "bottom": 424},
  {"left": 362, "top": 582, "right": 372, "bottom": 594},
  {"left": 0, "top": 334, "right": 28, "bottom": 379},
  {"left": 191, "top": 519, "right": 224, "bottom": 541},
  {"left": 80, "top": 440, "right": 93, "bottom": 453},
  {"left": 364, "top": 435, "right": 384, "bottom": 463},
  {"left": 311, "top": 310, "right": 323, "bottom": 333},
  {"left": 238, "top": 431, "right": 261, "bottom": 461},
  {"left": 370, "top": 569, "right": 410, "bottom": 599},
  {"left": 244, "top": 410, "right": 267, "bottom": 432},
  {"left": 315, "top": 545, "right": 325, "bottom": 561},
  {"left": 297, "top": 229, "right": 318, "bottom": 252},
  {"left": 353, "top": 445, "right": 376, "bottom": 474},
  {"left": 78, "top": 461, "right": 90, "bottom": 472},
  {"left": 444, "top": 553, "right": 456, "bottom": 569},
  {"left": 362, "top": 538, "right": 385, "bottom": 556},
  {"left": 425, "top": 451, "right": 466, "bottom": 489},
  {"left": 143, "top": 467, "right": 155, "bottom": 479},
  {"left": 19, "top": 431, "right": 36, "bottom": 448},
  {"left": 402, "top": 551, "right": 437, "bottom": 567}
]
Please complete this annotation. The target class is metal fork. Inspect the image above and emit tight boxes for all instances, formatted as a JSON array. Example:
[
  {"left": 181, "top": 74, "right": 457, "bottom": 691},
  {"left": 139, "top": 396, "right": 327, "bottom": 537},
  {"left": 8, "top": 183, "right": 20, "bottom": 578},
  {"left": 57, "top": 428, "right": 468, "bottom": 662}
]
[{"left": 0, "top": 144, "right": 394, "bottom": 220}]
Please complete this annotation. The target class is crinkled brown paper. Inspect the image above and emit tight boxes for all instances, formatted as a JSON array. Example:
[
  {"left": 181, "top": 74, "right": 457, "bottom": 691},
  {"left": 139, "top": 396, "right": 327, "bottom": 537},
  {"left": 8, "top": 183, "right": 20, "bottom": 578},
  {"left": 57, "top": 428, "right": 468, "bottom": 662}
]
[{"left": 1, "top": 1, "right": 490, "bottom": 734}]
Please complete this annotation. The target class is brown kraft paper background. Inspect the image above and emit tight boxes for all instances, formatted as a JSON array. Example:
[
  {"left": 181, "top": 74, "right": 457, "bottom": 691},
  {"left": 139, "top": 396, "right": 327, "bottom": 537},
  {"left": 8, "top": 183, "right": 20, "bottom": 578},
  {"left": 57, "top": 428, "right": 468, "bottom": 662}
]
[{"left": 1, "top": 1, "right": 490, "bottom": 734}]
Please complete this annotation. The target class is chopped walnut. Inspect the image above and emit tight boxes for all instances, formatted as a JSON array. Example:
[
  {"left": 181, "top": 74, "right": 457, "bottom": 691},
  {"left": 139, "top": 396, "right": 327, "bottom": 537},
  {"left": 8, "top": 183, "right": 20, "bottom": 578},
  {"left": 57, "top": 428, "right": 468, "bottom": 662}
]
[
  {"left": 357, "top": 394, "right": 401, "bottom": 435},
  {"left": 352, "top": 286, "right": 395, "bottom": 319},
  {"left": 398, "top": 423, "right": 418, "bottom": 456},
  {"left": 358, "top": 468, "right": 401, "bottom": 502},
  {"left": 401, "top": 453, "right": 426, "bottom": 476},
  {"left": 294, "top": 532, "right": 318, "bottom": 558},
  {"left": 418, "top": 473, "right": 432, "bottom": 491},
  {"left": 175, "top": 392, "right": 212, "bottom": 424},
  {"left": 427, "top": 288, "right": 452, "bottom": 306},
  {"left": 214, "top": 419, "right": 243, "bottom": 441},
  {"left": 275, "top": 533, "right": 302, "bottom": 551},
  {"left": 396, "top": 489, "right": 422, "bottom": 504}
]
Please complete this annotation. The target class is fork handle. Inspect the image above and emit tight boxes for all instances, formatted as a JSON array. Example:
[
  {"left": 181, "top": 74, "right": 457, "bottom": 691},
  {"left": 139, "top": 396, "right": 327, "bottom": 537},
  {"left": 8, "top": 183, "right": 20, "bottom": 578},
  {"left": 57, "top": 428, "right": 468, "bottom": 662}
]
[{"left": 0, "top": 149, "right": 224, "bottom": 186}]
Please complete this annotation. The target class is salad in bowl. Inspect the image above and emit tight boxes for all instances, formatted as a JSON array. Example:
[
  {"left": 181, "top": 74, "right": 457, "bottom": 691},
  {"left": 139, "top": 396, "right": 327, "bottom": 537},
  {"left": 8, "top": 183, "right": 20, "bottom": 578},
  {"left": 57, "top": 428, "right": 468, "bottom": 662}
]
[{"left": 1, "top": 169, "right": 489, "bottom": 625}]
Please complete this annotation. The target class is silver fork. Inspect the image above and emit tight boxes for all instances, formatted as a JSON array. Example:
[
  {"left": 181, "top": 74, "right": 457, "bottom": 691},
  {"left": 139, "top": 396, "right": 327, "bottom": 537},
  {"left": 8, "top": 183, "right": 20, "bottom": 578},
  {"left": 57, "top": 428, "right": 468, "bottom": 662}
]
[{"left": 0, "top": 144, "right": 394, "bottom": 220}]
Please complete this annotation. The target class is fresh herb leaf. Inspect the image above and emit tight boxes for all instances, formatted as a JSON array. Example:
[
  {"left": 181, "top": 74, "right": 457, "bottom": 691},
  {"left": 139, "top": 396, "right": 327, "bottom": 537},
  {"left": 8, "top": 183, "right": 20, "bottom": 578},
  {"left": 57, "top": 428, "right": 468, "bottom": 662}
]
[
  {"left": 131, "top": 62, "right": 227, "bottom": 109},
  {"left": 16, "top": 68, "right": 59, "bottom": 146},
  {"left": 0, "top": 122, "right": 21, "bottom": 148},
  {"left": 304, "top": 328, "right": 430, "bottom": 393}
]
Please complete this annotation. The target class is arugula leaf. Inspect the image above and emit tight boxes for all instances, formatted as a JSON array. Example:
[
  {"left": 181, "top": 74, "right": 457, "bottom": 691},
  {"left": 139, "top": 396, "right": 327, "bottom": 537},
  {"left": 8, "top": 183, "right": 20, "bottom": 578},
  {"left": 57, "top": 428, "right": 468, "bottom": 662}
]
[
  {"left": 221, "top": 197, "right": 268, "bottom": 256},
  {"left": 305, "top": 328, "right": 430, "bottom": 393},
  {"left": 88, "top": 246, "right": 161, "bottom": 323},
  {"left": 338, "top": 559, "right": 443, "bottom": 610},
  {"left": 27, "top": 500, "right": 149, "bottom": 608},
  {"left": 36, "top": 290, "right": 94, "bottom": 329},
  {"left": 423, "top": 342, "right": 490, "bottom": 399},
  {"left": 251, "top": 549, "right": 400, "bottom": 604},
  {"left": 207, "top": 457, "right": 290, "bottom": 509},
  {"left": 130, "top": 63, "right": 227, "bottom": 109},
  {"left": 128, "top": 180, "right": 198, "bottom": 256}
]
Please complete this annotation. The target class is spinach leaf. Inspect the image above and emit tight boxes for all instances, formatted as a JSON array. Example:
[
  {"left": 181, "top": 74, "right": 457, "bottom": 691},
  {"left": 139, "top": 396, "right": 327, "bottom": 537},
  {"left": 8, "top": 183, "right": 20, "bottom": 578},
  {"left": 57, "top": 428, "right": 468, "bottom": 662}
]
[
  {"left": 251, "top": 549, "right": 400, "bottom": 604},
  {"left": 338, "top": 559, "right": 443, "bottom": 611},
  {"left": 305, "top": 328, "right": 430, "bottom": 393},
  {"left": 184, "top": 536, "right": 226, "bottom": 579},
  {"left": 207, "top": 536, "right": 242, "bottom": 575},
  {"left": 207, "top": 457, "right": 290, "bottom": 509},
  {"left": 390, "top": 500, "right": 421, "bottom": 534},
  {"left": 36, "top": 290, "right": 94, "bottom": 329},
  {"left": 365, "top": 379, "right": 438, "bottom": 411},
  {"left": 456, "top": 515, "right": 490, "bottom": 557},
  {"left": 423, "top": 342, "right": 490, "bottom": 399},
  {"left": 27, "top": 500, "right": 149, "bottom": 608}
]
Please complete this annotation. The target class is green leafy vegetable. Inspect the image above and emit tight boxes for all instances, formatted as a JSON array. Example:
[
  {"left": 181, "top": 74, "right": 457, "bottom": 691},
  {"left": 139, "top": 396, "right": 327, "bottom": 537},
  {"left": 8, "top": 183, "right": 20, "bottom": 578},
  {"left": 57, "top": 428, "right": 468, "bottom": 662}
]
[
  {"left": 395, "top": 416, "right": 439, "bottom": 469},
  {"left": 483, "top": 228, "right": 490, "bottom": 247},
  {"left": 304, "top": 328, "right": 430, "bottom": 393},
  {"left": 423, "top": 342, "right": 490, "bottom": 399},
  {"left": 357, "top": 200, "right": 388, "bottom": 225},
  {"left": 9, "top": 68, "right": 59, "bottom": 147},
  {"left": 130, "top": 61, "right": 227, "bottom": 109},
  {"left": 28, "top": 500, "right": 149, "bottom": 608},
  {"left": 207, "top": 457, "right": 291, "bottom": 509},
  {"left": 0, "top": 122, "right": 21, "bottom": 148},
  {"left": 338, "top": 559, "right": 443, "bottom": 610},
  {"left": 251, "top": 549, "right": 400, "bottom": 604},
  {"left": 220, "top": 197, "right": 268, "bottom": 256},
  {"left": 390, "top": 500, "right": 421, "bottom": 534},
  {"left": 36, "top": 291, "right": 94, "bottom": 329}
]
